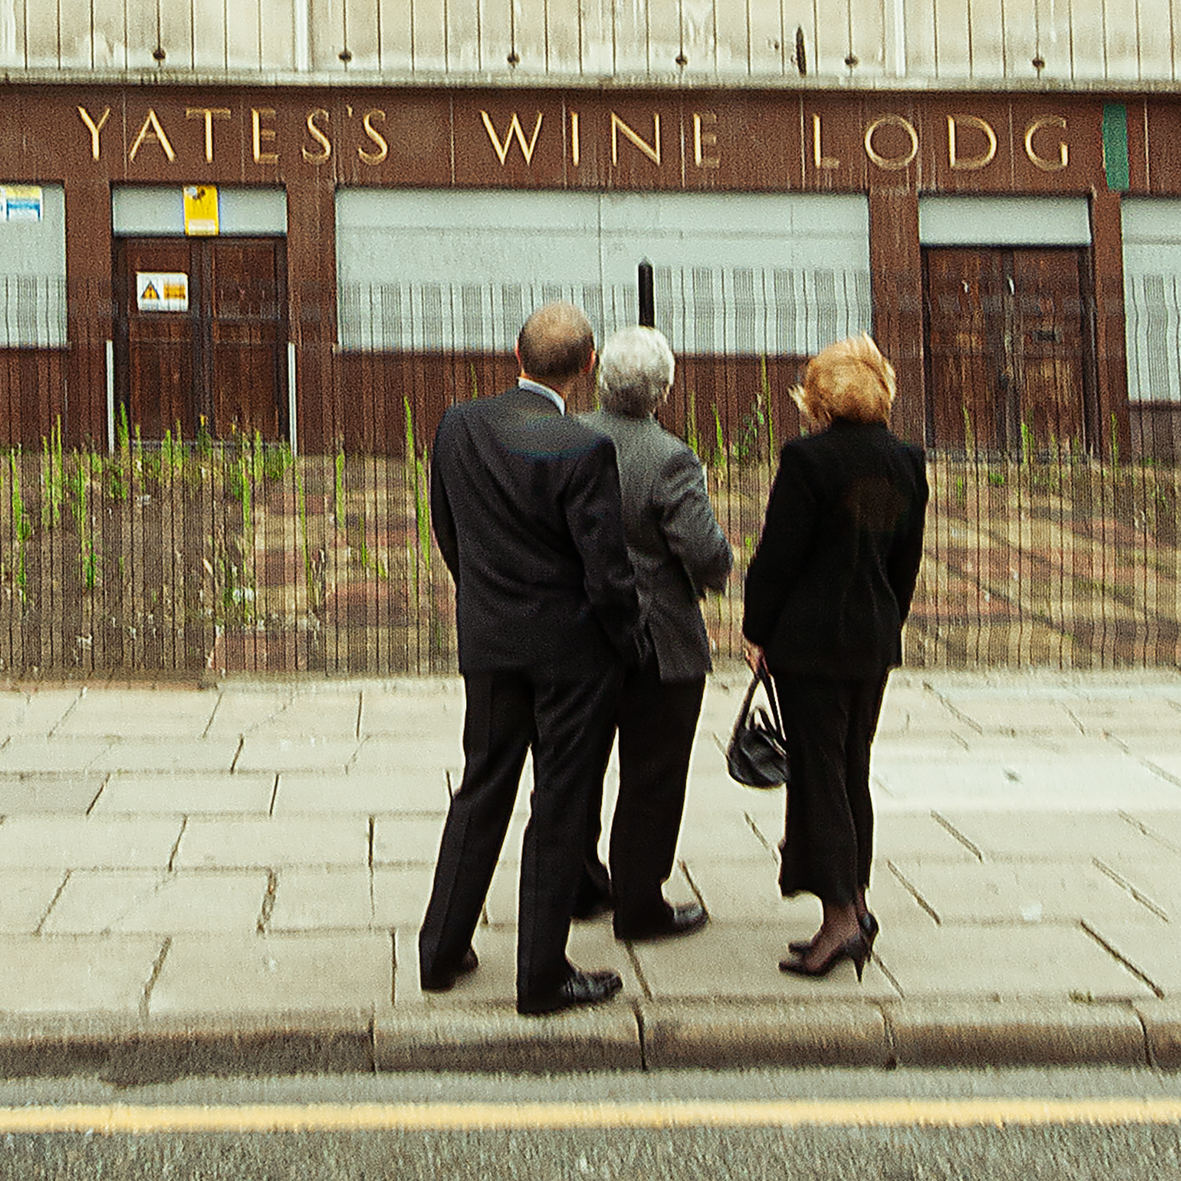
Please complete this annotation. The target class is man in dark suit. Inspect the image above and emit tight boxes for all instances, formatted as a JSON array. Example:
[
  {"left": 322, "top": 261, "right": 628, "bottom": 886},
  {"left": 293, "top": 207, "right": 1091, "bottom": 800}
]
[
  {"left": 419, "top": 301, "right": 648, "bottom": 1016},
  {"left": 577, "top": 327, "right": 732, "bottom": 940}
]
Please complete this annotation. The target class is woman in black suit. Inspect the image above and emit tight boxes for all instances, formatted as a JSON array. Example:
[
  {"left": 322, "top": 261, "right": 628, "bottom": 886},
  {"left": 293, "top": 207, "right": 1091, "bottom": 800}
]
[{"left": 742, "top": 334, "right": 928, "bottom": 979}]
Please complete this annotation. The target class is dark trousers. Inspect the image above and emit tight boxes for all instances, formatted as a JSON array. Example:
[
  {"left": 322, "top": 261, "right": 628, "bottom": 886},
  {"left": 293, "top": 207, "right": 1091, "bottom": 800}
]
[
  {"left": 771, "top": 671, "right": 888, "bottom": 906},
  {"left": 582, "top": 659, "right": 706, "bottom": 932},
  {"left": 419, "top": 665, "right": 623, "bottom": 1001}
]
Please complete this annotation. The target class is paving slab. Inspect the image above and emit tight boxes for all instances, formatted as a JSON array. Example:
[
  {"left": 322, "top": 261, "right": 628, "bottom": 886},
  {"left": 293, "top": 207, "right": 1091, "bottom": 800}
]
[
  {"left": 873, "top": 812, "right": 982, "bottom": 859},
  {"left": 42, "top": 870, "right": 269, "bottom": 935},
  {"left": 203, "top": 694, "right": 294, "bottom": 740},
  {"left": 172, "top": 817, "right": 368, "bottom": 869},
  {"left": 52, "top": 690, "right": 219, "bottom": 738},
  {"left": 242, "top": 694, "right": 364, "bottom": 739},
  {"left": 933, "top": 810, "right": 1172, "bottom": 859},
  {"left": 371, "top": 815, "right": 448, "bottom": 866},
  {"left": 371, "top": 866, "right": 434, "bottom": 928},
  {"left": 273, "top": 769, "right": 450, "bottom": 814},
  {"left": 642, "top": 1001, "right": 890, "bottom": 1069},
  {"left": 885, "top": 1000, "right": 1148, "bottom": 1066},
  {"left": 875, "top": 923, "right": 1156, "bottom": 999},
  {"left": 1124, "top": 810, "right": 1181, "bottom": 851},
  {"left": 233, "top": 736, "right": 364, "bottom": 774},
  {"left": 148, "top": 933, "right": 393, "bottom": 1015},
  {"left": 1081, "top": 919, "right": 1181, "bottom": 998},
  {"left": 89, "top": 771, "right": 275, "bottom": 815},
  {"left": 0, "top": 689, "right": 82, "bottom": 736},
  {"left": 628, "top": 923, "right": 898, "bottom": 1002},
  {"left": 0, "top": 737, "right": 114, "bottom": 774},
  {"left": 89, "top": 740, "right": 242, "bottom": 775},
  {"left": 874, "top": 757, "right": 1180, "bottom": 811},
  {"left": 0, "top": 772, "right": 105, "bottom": 815},
  {"left": 0, "top": 870, "right": 67, "bottom": 933},
  {"left": 0, "top": 935, "right": 163, "bottom": 1014},
  {"left": 349, "top": 737, "right": 463, "bottom": 775},
  {"left": 1092, "top": 853, "right": 1181, "bottom": 918},
  {"left": 268, "top": 867, "right": 374, "bottom": 931},
  {"left": 884, "top": 858, "right": 1161, "bottom": 925},
  {"left": 0, "top": 817, "right": 183, "bottom": 869}
]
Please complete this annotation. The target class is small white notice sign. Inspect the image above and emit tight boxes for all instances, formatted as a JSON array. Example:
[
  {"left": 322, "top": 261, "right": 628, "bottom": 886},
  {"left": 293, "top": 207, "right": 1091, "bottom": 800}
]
[{"left": 136, "top": 272, "right": 189, "bottom": 313}]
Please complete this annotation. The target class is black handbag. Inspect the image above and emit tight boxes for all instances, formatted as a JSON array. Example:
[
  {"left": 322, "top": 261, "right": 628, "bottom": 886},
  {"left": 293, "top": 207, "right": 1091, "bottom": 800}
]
[{"left": 726, "top": 670, "right": 789, "bottom": 788}]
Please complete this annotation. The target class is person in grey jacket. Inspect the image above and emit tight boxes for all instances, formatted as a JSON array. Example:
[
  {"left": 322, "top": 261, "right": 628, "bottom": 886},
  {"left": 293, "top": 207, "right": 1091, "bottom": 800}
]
[{"left": 577, "top": 326, "right": 733, "bottom": 941}]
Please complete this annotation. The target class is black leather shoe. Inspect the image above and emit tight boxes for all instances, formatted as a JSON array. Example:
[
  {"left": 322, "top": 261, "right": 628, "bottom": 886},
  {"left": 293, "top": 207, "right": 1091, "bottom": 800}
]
[
  {"left": 614, "top": 902, "right": 709, "bottom": 942},
  {"left": 420, "top": 946, "right": 478, "bottom": 992},
  {"left": 516, "top": 969, "right": 623, "bottom": 1016}
]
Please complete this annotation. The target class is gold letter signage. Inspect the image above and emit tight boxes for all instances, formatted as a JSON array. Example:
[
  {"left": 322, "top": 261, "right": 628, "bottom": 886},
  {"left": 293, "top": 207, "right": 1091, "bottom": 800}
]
[
  {"left": 864, "top": 115, "right": 918, "bottom": 170},
  {"left": 77, "top": 106, "right": 111, "bottom": 162},
  {"left": 1025, "top": 116, "right": 1069, "bottom": 171},
  {"left": 481, "top": 112, "right": 544, "bottom": 165},
  {"left": 948, "top": 114, "right": 997, "bottom": 170}
]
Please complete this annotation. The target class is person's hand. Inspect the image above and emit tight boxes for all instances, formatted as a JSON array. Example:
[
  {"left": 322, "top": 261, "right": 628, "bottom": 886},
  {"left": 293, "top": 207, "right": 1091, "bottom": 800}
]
[{"left": 742, "top": 640, "right": 766, "bottom": 675}]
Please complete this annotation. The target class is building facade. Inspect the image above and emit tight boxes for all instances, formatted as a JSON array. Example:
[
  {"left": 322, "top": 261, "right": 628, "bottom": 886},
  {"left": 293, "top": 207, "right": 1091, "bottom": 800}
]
[{"left": 3, "top": 0, "right": 1181, "bottom": 457}]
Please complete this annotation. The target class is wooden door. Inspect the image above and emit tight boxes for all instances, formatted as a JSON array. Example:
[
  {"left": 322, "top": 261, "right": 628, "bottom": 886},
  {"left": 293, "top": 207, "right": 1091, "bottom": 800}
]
[
  {"left": 923, "top": 247, "right": 1090, "bottom": 454},
  {"left": 115, "top": 237, "right": 287, "bottom": 441}
]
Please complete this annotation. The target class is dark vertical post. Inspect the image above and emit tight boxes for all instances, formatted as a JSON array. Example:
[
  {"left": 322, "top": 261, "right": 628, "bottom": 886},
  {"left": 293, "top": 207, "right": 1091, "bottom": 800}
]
[{"left": 638, "top": 259, "right": 654, "bottom": 327}]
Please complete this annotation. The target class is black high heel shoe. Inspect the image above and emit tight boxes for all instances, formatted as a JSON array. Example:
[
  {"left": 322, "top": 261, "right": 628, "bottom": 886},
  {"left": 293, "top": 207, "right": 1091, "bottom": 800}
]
[
  {"left": 779, "top": 932, "right": 870, "bottom": 981},
  {"left": 789, "top": 912, "right": 878, "bottom": 956}
]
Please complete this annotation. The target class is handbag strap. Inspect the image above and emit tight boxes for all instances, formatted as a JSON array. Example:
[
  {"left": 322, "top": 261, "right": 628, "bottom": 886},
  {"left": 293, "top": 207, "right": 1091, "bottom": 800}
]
[
  {"left": 731, "top": 673, "right": 762, "bottom": 738},
  {"left": 757, "top": 669, "right": 785, "bottom": 738}
]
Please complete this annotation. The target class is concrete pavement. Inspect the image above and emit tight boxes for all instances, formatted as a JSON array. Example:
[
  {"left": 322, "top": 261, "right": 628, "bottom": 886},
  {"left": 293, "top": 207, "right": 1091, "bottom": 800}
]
[{"left": 0, "top": 666, "right": 1180, "bottom": 1080}]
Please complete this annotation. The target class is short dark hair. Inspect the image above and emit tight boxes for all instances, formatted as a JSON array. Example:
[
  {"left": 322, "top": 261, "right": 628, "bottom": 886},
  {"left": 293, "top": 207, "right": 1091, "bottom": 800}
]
[{"left": 517, "top": 302, "right": 595, "bottom": 382}]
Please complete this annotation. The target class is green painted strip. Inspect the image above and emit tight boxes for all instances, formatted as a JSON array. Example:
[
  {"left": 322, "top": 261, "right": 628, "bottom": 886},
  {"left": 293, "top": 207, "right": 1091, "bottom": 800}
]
[{"left": 1103, "top": 104, "right": 1130, "bottom": 191}]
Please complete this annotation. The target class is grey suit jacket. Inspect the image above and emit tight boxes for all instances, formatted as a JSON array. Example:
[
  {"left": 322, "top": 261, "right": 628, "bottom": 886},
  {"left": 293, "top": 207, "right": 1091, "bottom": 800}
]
[{"left": 582, "top": 408, "right": 732, "bottom": 681}]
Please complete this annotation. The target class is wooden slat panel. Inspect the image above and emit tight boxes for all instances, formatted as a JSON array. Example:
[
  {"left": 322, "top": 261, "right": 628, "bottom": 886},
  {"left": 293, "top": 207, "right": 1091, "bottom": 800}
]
[
  {"left": 613, "top": 0, "right": 650, "bottom": 73},
  {"left": 19, "top": 0, "right": 49, "bottom": 67},
  {"left": 747, "top": 0, "right": 787, "bottom": 76},
  {"left": 513, "top": 0, "right": 552, "bottom": 72},
  {"left": 377, "top": 0, "right": 413, "bottom": 70},
  {"left": 1035, "top": 0, "right": 1073, "bottom": 80},
  {"left": 646, "top": 0, "right": 682, "bottom": 72},
  {"left": 1002, "top": 0, "right": 1038, "bottom": 81},
  {"left": 159, "top": 0, "right": 197, "bottom": 70},
  {"left": 580, "top": 0, "right": 612, "bottom": 74},
  {"left": 810, "top": 0, "right": 853, "bottom": 75},
  {"left": 1068, "top": 0, "right": 1107, "bottom": 78},
  {"left": 343, "top": 0, "right": 381, "bottom": 68},
  {"left": 968, "top": 0, "right": 1006, "bottom": 75},
  {"left": 849, "top": 0, "right": 886, "bottom": 75},
  {"left": 714, "top": 0, "right": 749, "bottom": 73},
  {"left": 904, "top": 0, "right": 937, "bottom": 77},
  {"left": 445, "top": 0, "right": 481, "bottom": 71},
  {"left": 1137, "top": 0, "right": 1174, "bottom": 78},
  {"left": 933, "top": 0, "right": 972, "bottom": 75},
  {"left": 477, "top": 0, "right": 513, "bottom": 71},
  {"left": 227, "top": 0, "right": 266, "bottom": 70},
  {"left": 57, "top": 0, "right": 93, "bottom": 67},
  {"left": 260, "top": 0, "right": 296, "bottom": 68},
  {"left": 1106, "top": 0, "right": 1145, "bottom": 79},
  {"left": 309, "top": 0, "right": 349, "bottom": 70},
  {"left": 190, "top": 0, "right": 229, "bottom": 69},
  {"left": 410, "top": 0, "right": 448, "bottom": 71}
]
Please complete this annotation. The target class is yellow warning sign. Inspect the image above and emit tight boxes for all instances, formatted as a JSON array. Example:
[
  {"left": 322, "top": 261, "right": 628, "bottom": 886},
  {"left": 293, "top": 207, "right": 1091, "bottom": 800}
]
[
  {"left": 136, "top": 272, "right": 189, "bottom": 313},
  {"left": 183, "top": 185, "right": 219, "bottom": 236}
]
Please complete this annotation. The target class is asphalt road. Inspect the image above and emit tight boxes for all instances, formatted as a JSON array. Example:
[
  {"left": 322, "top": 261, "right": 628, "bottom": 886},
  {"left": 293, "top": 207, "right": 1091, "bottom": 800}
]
[{"left": 1, "top": 1068, "right": 1180, "bottom": 1179}]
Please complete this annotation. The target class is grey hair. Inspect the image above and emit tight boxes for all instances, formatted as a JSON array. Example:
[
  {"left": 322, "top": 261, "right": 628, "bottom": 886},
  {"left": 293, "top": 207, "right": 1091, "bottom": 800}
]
[{"left": 597, "top": 327, "right": 675, "bottom": 418}]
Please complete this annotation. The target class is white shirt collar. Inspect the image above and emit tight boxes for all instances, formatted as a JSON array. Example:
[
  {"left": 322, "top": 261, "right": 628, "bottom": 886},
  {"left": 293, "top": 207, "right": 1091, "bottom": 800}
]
[{"left": 518, "top": 378, "right": 565, "bottom": 414}]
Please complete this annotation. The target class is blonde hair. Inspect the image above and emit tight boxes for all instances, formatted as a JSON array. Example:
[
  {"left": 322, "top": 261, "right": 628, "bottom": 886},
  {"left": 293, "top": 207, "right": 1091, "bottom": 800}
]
[{"left": 790, "top": 333, "right": 895, "bottom": 426}]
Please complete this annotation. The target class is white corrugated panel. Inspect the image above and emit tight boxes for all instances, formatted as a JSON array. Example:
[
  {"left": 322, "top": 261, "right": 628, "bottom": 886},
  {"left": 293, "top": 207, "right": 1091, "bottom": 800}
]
[{"left": 4, "top": 0, "right": 1181, "bottom": 84}]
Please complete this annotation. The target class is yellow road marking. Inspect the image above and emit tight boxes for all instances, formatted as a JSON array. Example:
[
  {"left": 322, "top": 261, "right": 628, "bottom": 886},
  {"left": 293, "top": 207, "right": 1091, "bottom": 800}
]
[{"left": 0, "top": 1100, "right": 1178, "bottom": 1134}]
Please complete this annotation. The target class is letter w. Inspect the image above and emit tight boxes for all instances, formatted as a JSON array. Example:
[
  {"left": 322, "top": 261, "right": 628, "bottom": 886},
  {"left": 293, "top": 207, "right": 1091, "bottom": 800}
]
[{"left": 480, "top": 111, "right": 544, "bottom": 165}]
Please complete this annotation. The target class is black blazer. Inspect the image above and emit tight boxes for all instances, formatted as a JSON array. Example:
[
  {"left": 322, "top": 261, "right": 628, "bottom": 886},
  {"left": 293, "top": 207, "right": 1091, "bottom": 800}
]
[
  {"left": 431, "top": 385, "right": 647, "bottom": 676},
  {"left": 582, "top": 408, "right": 732, "bottom": 681},
  {"left": 742, "top": 419, "right": 928, "bottom": 679}
]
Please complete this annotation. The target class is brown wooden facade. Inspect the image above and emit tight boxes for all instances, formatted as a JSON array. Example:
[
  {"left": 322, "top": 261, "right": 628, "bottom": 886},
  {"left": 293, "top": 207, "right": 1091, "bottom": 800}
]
[{"left": 2, "top": 84, "right": 1180, "bottom": 456}]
